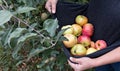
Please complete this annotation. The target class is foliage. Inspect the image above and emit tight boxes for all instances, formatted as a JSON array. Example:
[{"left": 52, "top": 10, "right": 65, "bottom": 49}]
[{"left": 0, "top": 0, "right": 92, "bottom": 71}]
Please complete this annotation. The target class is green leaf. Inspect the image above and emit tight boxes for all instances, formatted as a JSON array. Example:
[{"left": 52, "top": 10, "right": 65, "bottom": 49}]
[
  {"left": 2, "top": 28, "right": 13, "bottom": 47},
  {"left": 0, "top": 0, "right": 2, "bottom": 4},
  {"left": 17, "top": 33, "right": 37, "bottom": 45},
  {"left": 43, "top": 18, "right": 59, "bottom": 37},
  {"left": 0, "top": 10, "right": 13, "bottom": 26},
  {"left": 15, "top": 7, "right": 36, "bottom": 14},
  {"left": 28, "top": 23, "right": 37, "bottom": 32},
  {"left": 0, "top": 25, "right": 5, "bottom": 31},
  {"left": 12, "top": 43, "right": 22, "bottom": 60},
  {"left": 27, "top": 47, "right": 46, "bottom": 61},
  {"left": 8, "top": 28, "right": 27, "bottom": 47},
  {"left": 16, "top": 60, "right": 24, "bottom": 66},
  {"left": 55, "top": 28, "right": 66, "bottom": 41},
  {"left": 51, "top": 50, "right": 59, "bottom": 57}
]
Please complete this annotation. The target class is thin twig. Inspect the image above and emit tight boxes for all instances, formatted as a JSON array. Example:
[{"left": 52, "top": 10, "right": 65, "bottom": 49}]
[
  {"left": 0, "top": 5, "right": 5, "bottom": 10},
  {"left": 12, "top": 16, "right": 45, "bottom": 38},
  {"left": 2, "top": 0, "right": 8, "bottom": 8}
]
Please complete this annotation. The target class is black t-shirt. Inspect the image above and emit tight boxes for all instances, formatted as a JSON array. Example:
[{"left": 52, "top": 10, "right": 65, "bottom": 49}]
[
  {"left": 55, "top": 0, "right": 120, "bottom": 58},
  {"left": 87, "top": 0, "right": 120, "bottom": 46}
]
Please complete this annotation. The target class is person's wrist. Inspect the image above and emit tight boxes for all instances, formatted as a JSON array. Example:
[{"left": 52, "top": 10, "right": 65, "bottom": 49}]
[{"left": 91, "top": 58, "right": 102, "bottom": 68}]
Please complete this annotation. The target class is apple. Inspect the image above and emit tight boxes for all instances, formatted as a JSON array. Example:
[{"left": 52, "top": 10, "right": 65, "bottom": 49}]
[
  {"left": 90, "top": 41, "right": 96, "bottom": 48},
  {"left": 61, "top": 25, "right": 73, "bottom": 35},
  {"left": 77, "top": 35, "right": 91, "bottom": 47},
  {"left": 41, "top": 12, "right": 48, "bottom": 21},
  {"left": 63, "top": 34, "right": 77, "bottom": 48},
  {"left": 75, "top": 15, "right": 88, "bottom": 26},
  {"left": 72, "top": 24, "right": 82, "bottom": 36},
  {"left": 86, "top": 47, "right": 98, "bottom": 55},
  {"left": 71, "top": 44, "right": 87, "bottom": 56},
  {"left": 95, "top": 40, "right": 107, "bottom": 50},
  {"left": 82, "top": 23, "right": 94, "bottom": 37}
]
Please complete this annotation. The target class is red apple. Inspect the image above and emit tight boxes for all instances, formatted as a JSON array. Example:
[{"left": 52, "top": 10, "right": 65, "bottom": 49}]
[
  {"left": 82, "top": 23, "right": 94, "bottom": 37},
  {"left": 71, "top": 44, "right": 87, "bottom": 56},
  {"left": 95, "top": 40, "right": 107, "bottom": 50},
  {"left": 77, "top": 35, "right": 91, "bottom": 47}
]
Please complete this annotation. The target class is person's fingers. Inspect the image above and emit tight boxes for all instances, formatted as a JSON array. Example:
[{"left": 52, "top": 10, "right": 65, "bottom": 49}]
[
  {"left": 45, "top": 2, "right": 52, "bottom": 13},
  {"left": 68, "top": 60, "right": 82, "bottom": 71},
  {"left": 68, "top": 60, "right": 77, "bottom": 68},
  {"left": 51, "top": 3, "right": 56, "bottom": 13},
  {"left": 75, "top": 69, "right": 84, "bottom": 71},
  {"left": 45, "top": 0, "right": 57, "bottom": 13},
  {"left": 70, "top": 57, "right": 81, "bottom": 64}
]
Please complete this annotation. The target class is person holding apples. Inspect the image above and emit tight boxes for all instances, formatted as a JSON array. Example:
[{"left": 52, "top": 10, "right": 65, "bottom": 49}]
[{"left": 45, "top": 0, "right": 120, "bottom": 71}]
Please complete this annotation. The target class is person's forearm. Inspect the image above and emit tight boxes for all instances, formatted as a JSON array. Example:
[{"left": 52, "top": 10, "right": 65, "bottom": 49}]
[{"left": 93, "top": 46, "right": 120, "bottom": 67}]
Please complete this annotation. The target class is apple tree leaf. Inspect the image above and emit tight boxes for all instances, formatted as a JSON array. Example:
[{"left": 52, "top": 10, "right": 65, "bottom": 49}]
[
  {"left": 8, "top": 28, "right": 27, "bottom": 48},
  {"left": 17, "top": 33, "right": 37, "bottom": 45},
  {"left": 43, "top": 18, "right": 59, "bottom": 37},
  {"left": 0, "top": 10, "right": 13, "bottom": 26},
  {"left": 27, "top": 47, "right": 46, "bottom": 61},
  {"left": 0, "top": 0, "right": 2, "bottom": 4},
  {"left": 15, "top": 7, "right": 36, "bottom": 14}
]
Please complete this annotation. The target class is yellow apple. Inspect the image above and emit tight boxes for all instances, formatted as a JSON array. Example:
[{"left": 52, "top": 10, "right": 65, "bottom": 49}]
[
  {"left": 61, "top": 25, "right": 74, "bottom": 35},
  {"left": 71, "top": 44, "right": 87, "bottom": 56},
  {"left": 75, "top": 15, "right": 88, "bottom": 26},
  {"left": 63, "top": 34, "right": 77, "bottom": 48},
  {"left": 86, "top": 47, "right": 98, "bottom": 55},
  {"left": 72, "top": 24, "right": 82, "bottom": 36}
]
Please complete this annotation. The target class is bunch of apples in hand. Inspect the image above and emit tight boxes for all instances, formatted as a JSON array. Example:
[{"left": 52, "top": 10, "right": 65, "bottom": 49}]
[{"left": 61, "top": 15, "right": 107, "bottom": 57}]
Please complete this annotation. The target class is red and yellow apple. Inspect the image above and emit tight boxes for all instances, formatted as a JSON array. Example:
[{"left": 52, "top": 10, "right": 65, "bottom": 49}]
[
  {"left": 90, "top": 41, "right": 96, "bottom": 48},
  {"left": 82, "top": 23, "right": 94, "bottom": 37},
  {"left": 72, "top": 24, "right": 82, "bottom": 36},
  {"left": 63, "top": 34, "right": 77, "bottom": 48},
  {"left": 77, "top": 35, "right": 91, "bottom": 47},
  {"left": 71, "top": 44, "right": 87, "bottom": 56},
  {"left": 95, "top": 40, "right": 107, "bottom": 50},
  {"left": 75, "top": 15, "right": 88, "bottom": 26}
]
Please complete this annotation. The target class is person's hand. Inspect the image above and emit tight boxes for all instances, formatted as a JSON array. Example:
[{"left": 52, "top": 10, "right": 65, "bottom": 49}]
[
  {"left": 68, "top": 57, "right": 96, "bottom": 71},
  {"left": 45, "top": 0, "right": 58, "bottom": 13}
]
